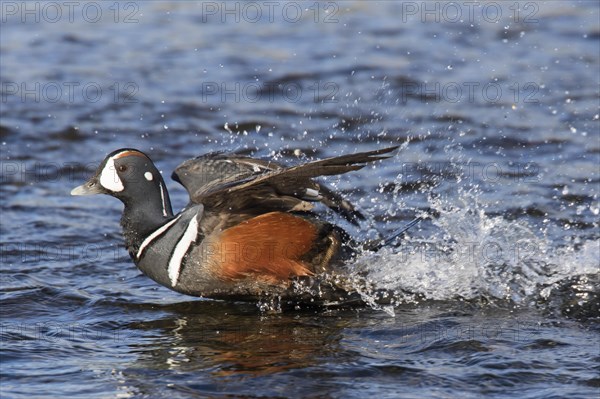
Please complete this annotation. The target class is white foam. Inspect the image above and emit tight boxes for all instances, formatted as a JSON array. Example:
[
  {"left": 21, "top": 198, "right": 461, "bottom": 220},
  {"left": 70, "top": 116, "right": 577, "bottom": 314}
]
[{"left": 349, "top": 192, "right": 599, "bottom": 305}]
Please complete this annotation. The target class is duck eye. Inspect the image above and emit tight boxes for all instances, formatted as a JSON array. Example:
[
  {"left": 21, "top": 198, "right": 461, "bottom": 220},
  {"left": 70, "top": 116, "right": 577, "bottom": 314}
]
[{"left": 117, "top": 165, "right": 128, "bottom": 172}]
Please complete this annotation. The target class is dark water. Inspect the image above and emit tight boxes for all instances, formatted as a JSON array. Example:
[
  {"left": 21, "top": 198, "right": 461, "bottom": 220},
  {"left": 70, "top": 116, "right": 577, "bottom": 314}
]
[{"left": 1, "top": 1, "right": 599, "bottom": 398}]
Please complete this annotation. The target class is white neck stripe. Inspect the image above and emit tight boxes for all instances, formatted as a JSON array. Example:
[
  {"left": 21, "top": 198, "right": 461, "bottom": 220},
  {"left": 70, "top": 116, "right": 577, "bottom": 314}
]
[
  {"left": 136, "top": 215, "right": 182, "bottom": 260},
  {"left": 159, "top": 181, "right": 168, "bottom": 217},
  {"left": 168, "top": 216, "right": 199, "bottom": 287}
]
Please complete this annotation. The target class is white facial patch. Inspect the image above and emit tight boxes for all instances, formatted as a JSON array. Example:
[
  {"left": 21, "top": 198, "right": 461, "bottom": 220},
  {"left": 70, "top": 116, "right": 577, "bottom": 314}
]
[
  {"left": 99, "top": 157, "right": 124, "bottom": 192},
  {"left": 144, "top": 172, "right": 153, "bottom": 181}
]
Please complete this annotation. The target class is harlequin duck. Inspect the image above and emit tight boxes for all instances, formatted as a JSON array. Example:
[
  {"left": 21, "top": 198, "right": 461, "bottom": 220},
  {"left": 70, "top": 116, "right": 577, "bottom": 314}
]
[{"left": 71, "top": 147, "right": 402, "bottom": 303}]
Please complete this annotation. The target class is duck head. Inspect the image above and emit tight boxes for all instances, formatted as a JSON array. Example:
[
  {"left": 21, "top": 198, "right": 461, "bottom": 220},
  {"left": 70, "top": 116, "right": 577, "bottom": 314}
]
[{"left": 71, "top": 149, "right": 175, "bottom": 245}]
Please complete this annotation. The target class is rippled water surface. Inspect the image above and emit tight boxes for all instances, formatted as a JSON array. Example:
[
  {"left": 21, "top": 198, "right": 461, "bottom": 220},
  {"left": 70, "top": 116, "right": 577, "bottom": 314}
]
[{"left": 1, "top": 1, "right": 599, "bottom": 398}]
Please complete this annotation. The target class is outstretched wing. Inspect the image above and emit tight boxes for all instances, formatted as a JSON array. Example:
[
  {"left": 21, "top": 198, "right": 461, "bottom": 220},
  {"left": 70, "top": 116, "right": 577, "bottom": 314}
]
[
  {"left": 172, "top": 147, "right": 397, "bottom": 226},
  {"left": 171, "top": 151, "right": 277, "bottom": 197},
  {"left": 198, "top": 146, "right": 397, "bottom": 199}
]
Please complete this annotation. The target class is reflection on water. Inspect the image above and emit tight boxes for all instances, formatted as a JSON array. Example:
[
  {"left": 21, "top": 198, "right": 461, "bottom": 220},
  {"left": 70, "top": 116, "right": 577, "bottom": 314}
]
[
  {"left": 132, "top": 301, "right": 348, "bottom": 376},
  {"left": 100, "top": 300, "right": 600, "bottom": 398}
]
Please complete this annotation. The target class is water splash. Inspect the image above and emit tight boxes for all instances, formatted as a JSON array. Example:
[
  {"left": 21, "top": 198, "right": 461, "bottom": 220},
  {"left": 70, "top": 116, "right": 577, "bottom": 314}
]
[{"left": 350, "top": 190, "right": 599, "bottom": 310}]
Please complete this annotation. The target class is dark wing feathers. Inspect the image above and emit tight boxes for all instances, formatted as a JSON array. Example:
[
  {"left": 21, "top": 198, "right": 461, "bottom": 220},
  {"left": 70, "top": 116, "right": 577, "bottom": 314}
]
[
  {"left": 202, "top": 146, "right": 397, "bottom": 197},
  {"left": 316, "top": 184, "right": 366, "bottom": 223},
  {"left": 172, "top": 147, "right": 398, "bottom": 225},
  {"left": 171, "top": 152, "right": 274, "bottom": 197}
]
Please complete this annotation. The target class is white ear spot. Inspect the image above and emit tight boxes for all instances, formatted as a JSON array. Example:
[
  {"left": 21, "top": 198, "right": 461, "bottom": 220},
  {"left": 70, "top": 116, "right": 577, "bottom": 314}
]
[
  {"left": 99, "top": 157, "right": 124, "bottom": 192},
  {"left": 144, "top": 172, "right": 153, "bottom": 181}
]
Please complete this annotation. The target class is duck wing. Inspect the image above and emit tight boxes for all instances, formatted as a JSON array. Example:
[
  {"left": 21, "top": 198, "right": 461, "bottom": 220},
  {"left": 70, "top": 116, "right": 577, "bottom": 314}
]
[
  {"left": 172, "top": 147, "right": 397, "bottom": 229},
  {"left": 171, "top": 152, "right": 277, "bottom": 197}
]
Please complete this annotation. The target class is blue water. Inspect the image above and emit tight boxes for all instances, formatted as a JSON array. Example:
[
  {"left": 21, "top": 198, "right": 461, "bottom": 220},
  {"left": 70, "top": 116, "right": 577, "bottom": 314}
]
[{"left": 1, "top": 1, "right": 599, "bottom": 398}]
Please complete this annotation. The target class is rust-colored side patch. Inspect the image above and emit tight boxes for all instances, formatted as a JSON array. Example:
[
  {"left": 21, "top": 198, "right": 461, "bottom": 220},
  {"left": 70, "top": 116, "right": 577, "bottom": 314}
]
[{"left": 208, "top": 212, "right": 318, "bottom": 283}]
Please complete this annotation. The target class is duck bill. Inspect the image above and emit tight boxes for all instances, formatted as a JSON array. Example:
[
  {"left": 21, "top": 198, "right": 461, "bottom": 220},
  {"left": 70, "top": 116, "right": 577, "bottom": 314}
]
[{"left": 71, "top": 178, "right": 104, "bottom": 196}]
